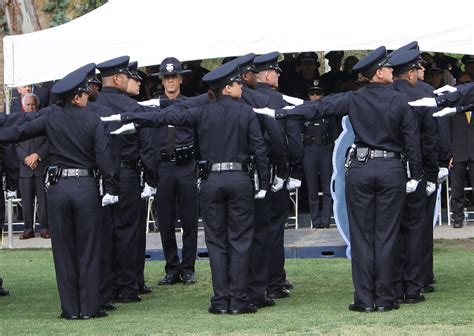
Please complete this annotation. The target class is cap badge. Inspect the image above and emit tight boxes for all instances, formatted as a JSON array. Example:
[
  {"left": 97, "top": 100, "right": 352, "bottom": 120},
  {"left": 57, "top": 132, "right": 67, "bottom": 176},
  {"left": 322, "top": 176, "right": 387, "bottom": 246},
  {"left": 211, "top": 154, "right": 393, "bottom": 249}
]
[{"left": 166, "top": 63, "right": 174, "bottom": 73}]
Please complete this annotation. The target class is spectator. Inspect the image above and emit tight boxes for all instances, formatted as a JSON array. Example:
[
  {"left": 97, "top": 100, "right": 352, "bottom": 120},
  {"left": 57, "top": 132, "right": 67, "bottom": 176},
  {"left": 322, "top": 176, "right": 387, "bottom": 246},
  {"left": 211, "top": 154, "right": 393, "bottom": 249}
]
[{"left": 16, "top": 93, "right": 50, "bottom": 239}]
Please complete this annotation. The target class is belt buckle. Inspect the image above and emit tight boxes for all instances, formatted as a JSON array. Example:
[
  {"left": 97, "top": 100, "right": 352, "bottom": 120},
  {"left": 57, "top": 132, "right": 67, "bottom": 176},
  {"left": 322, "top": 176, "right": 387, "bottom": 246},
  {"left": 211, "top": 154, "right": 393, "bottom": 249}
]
[
  {"left": 370, "top": 150, "right": 374, "bottom": 159},
  {"left": 229, "top": 162, "right": 233, "bottom": 171},
  {"left": 75, "top": 169, "right": 79, "bottom": 178},
  {"left": 383, "top": 151, "right": 387, "bottom": 159},
  {"left": 217, "top": 163, "right": 221, "bottom": 172}
]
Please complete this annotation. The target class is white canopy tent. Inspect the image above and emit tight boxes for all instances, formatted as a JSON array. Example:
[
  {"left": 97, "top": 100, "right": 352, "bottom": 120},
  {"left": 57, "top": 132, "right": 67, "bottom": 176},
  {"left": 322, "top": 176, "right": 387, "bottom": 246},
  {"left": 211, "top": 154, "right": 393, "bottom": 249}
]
[{"left": 3, "top": 0, "right": 474, "bottom": 87}]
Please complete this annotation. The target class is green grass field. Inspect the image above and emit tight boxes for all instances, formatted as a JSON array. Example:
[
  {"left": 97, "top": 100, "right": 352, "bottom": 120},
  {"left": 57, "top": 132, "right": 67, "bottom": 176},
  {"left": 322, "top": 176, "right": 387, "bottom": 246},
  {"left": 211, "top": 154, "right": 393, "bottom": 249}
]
[{"left": 1, "top": 239, "right": 473, "bottom": 335}]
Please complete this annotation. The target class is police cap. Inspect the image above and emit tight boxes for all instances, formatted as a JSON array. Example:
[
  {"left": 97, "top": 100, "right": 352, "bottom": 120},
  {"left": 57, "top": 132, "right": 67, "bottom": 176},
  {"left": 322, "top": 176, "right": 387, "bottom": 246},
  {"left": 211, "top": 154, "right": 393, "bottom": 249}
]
[
  {"left": 51, "top": 64, "right": 92, "bottom": 97},
  {"left": 388, "top": 41, "right": 419, "bottom": 57},
  {"left": 202, "top": 61, "right": 242, "bottom": 90},
  {"left": 235, "top": 53, "right": 258, "bottom": 74},
  {"left": 353, "top": 46, "right": 392, "bottom": 75},
  {"left": 461, "top": 54, "right": 474, "bottom": 65},
  {"left": 128, "top": 61, "right": 143, "bottom": 81},
  {"left": 308, "top": 80, "right": 324, "bottom": 94},
  {"left": 158, "top": 57, "right": 191, "bottom": 76},
  {"left": 390, "top": 50, "right": 422, "bottom": 76},
  {"left": 325, "top": 50, "right": 344, "bottom": 61},
  {"left": 297, "top": 52, "right": 319, "bottom": 65},
  {"left": 97, "top": 56, "right": 131, "bottom": 77},
  {"left": 254, "top": 51, "right": 282, "bottom": 73}
]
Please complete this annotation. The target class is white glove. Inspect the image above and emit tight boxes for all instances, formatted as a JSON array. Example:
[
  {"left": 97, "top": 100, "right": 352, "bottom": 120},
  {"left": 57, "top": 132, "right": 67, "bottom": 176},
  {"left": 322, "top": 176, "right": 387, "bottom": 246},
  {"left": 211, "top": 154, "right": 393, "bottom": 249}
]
[
  {"left": 426, "top": 181, "right": 436, "bottom": 196},
  {"left": 254, "top": 189, "right": 267, "bottom": 199},
  {"left": 433, "top": 85, "right": 457, "bottom": 95},
  {"left": 406, "top": 179, "right": 419, "bottom": 194},
  {"left": 111, "top": 123, "right": 136, "bottom": 135},
  {"left": 102, "top": 193, "right": 118, "bottom": 207},
  {"left": 138, "top": 98, "right": 160, "bottom": 107},
  {"left": 433, "top": 107, "right": 457, "bottom": 118},
  {"left": 6, "top": 190, "right": 17, "bottom": 199},
  {"left": 253, "top": 107, "right": 275, "bottom": 118},
  {"left": 286, "top": 177, "right": 302, "bottom": 191},
  {"left": 408, "top": 97, "right": 437, "bottom": 107},
  {"left": 437, "top": 167, "right": 449, "bottom": 184},
  {"left": 271, "top": 176, "right": 285, "bottom": 192},
  {"left": 282, "top": 94, "right": 304, "bottom": 106},
  {"left": 100, "top": 114, "right": 122, "bottom": 122},
  {"left": 141, "top": 183, "right": 156, "bottom": 199}
]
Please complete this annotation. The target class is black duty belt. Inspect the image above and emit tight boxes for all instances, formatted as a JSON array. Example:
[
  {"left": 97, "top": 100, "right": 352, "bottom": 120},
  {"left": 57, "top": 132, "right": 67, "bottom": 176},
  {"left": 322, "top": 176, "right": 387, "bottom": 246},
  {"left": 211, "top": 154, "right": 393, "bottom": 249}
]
[
  {"left": 61, "top": 168, "right": 93, "bottom": 178},
  {"left": 121, "top": 160, "right": 138, "bottom": 169},
  {"left": 211, "top": 162, "right": 244, "bottom": 172},
  {"left": 161, "top": 145, "right": 195, "bottom": 163},
  {"left": 367, "top": 149, "right": 400, "bottom": 159}
]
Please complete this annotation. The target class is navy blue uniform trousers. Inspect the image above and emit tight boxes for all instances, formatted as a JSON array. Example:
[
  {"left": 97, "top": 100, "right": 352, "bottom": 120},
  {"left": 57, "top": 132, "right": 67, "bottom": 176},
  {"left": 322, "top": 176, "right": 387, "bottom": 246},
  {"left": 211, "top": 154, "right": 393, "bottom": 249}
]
[
  {"left": 47, "top": 177, "right": 102, "bottom": 317},
  {"left": 346, "top": 158, "right": 405, "bottom": 308},
  {"left": 199, "top": 171, "right": 254, "bottom": 311}
]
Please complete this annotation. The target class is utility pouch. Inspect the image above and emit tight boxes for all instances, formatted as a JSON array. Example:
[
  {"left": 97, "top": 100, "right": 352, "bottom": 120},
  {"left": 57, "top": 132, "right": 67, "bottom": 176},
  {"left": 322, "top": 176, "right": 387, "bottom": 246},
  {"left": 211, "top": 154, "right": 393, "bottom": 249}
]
[{"left": 356, "top": 147, "right": 369, "bottom": 164}]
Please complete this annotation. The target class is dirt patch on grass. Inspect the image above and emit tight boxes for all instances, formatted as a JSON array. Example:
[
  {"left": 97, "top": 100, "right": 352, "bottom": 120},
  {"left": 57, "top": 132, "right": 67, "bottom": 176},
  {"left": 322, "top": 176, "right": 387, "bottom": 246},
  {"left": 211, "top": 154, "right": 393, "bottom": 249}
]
[{"left": 436, "top": 238, "right": 474, "bottom": 251}]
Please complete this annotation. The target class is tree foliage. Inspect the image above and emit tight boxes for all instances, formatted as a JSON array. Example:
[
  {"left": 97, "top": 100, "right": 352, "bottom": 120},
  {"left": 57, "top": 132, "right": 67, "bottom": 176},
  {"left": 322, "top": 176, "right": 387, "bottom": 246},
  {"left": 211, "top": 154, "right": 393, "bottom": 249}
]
[{"left": 42, "top": 0, "right": 107, "bottom": 27}]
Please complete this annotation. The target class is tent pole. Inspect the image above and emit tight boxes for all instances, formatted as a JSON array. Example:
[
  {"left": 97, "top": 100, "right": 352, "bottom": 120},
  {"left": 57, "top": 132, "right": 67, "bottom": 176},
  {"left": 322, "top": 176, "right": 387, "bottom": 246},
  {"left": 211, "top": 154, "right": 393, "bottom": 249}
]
[{"left": 4, "top": 86, "right": 12, "bottom": 115}]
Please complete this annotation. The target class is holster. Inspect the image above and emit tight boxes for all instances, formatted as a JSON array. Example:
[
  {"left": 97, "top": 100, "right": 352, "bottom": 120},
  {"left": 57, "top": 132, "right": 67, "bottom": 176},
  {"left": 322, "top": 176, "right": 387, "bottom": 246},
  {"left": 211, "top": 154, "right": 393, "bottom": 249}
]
[
  {"left": 345, "top": 145, "right": 356, "bottom": 175},
  {"left": 44, "top": 166, "right": 63, "bottom": 190},
  {"left": 195, "top": 160, "right": 211, "bottom": 180},
  {"left": 245, "top": 156, "right": 259, "bottom": 191}
]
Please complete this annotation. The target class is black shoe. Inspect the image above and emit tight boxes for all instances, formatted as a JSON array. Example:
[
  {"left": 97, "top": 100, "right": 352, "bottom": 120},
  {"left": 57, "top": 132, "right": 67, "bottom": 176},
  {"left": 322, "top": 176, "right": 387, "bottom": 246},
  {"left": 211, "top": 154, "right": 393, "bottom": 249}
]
[
  {"left": 348, "top": 303, "right": 374, "bottom": 313},
  {"left": 453, "top": 221, "right": 463, "bottom": 228},
  {"left": 0, "top": 287, "right": 9, "bottom": 296},
  {"left": 81, "top": 310, "right": 108, "bottom": 319},
  {"left": 376, "top": 302, "right": 400, "bottom": 312},
  {"left": 321, "top": 223, "right": 330, "bottom": 229},
  {"left": 228, "top": 304, "right": 258, "bottom": 315},
  {"left": 158, "top": 273, "right": 181, "bottom": 285},
  {"left": 181, "top": 273, "right": 196, "bottom": 285},
  {"left": 252, "top": 297, "right": 276, "bottom": 308},
  {"left": 404, "top": 293, "right": 425, "bottom": 304},
  {"left": 100, "top": 301, "right": 116, "bottom": 311},
  {"left": 421, "top": 284, "right": 435, "bottom": 293},
  {"left": 267, "top": 288, "right": 290, "bottom": 299},
  {"left": 116, "top": 294, "right": 142, "bottom": 303},
  {"left": 208, "top": 306, "right": 228, "bottom": 315},
  {"left": 138, "top": 284, "right": 153, "bottom": 294},
  {"left": 282, "top": 280, "right": 294, "bottom": 290},
  {"left": 59, "top": 312, "right": 80, "bottom": 320}
]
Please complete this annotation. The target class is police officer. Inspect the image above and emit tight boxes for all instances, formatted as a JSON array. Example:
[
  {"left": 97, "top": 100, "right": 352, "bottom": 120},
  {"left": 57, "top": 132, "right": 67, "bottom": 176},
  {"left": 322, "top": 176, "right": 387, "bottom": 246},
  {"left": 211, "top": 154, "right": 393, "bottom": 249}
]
[
  {"left": 390, "top": 49, "right": 439, "bottom": 304},
  {"left": 151, "top": 57, "right": 199, "bottom": 286},
  {"left": 254, "top": 51, "right": 304, "bottom": 298},
  {"left": 302, "top": 96, "right": 338, "bottom": 228},
  {"left": 102, "top": 60, "right": 269, "bottom": 315},
  {"left": 95, "top": 56, "right": 158, "bottom": 303},
  {"left": 0, "top": 64, "right": 118, "bottom": 319},
  {"left": 319, "top": 51, "right": 345, "bottom": 95},
  {"left": 232, "top": 53, "right": 289, "bottom": 308},
  {"left": 255, "top": 46, "right": 422, "bottom": 312},
  {"left": 126, "top": 61, "right": 154, "bottom": 294}
]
